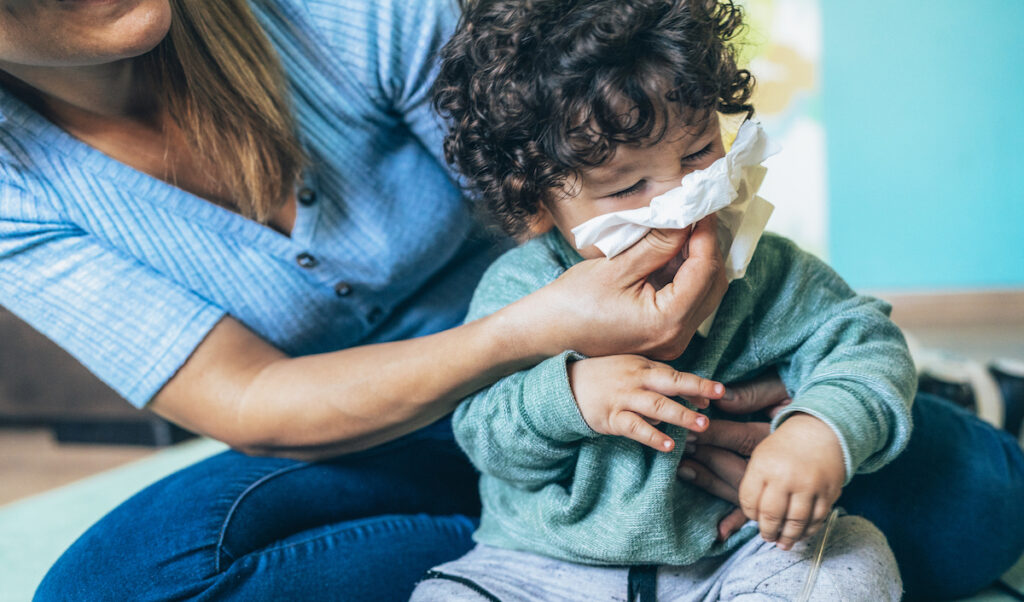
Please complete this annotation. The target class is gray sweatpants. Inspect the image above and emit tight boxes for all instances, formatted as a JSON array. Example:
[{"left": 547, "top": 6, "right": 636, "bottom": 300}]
[{"left": 410, "top": 515, "right": 901, "bottom": 601}]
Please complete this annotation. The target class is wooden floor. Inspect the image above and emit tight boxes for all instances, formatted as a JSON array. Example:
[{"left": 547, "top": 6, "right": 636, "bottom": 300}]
[
  {"left": 0, "top": 428, "right": 153, "bottom": 506},
  {"left": 2, "top": 306, "right": 1023, "bottom": 508}
]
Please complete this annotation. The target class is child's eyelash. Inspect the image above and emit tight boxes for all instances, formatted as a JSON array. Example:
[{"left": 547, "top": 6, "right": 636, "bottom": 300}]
[
  {"left": 682, "top": 143, "right": 714, "bottom": 163},
  {"left": 610, "top": 181, "right": 645, "bottom": 198}
]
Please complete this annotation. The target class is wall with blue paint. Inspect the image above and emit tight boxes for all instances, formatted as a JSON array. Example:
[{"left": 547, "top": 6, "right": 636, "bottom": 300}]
[{"left": 822, "top": 2, "right": 1024, "bottom": 290}]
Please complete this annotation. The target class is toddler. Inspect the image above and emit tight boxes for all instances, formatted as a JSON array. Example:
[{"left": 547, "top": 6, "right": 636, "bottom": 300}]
[{"left": 413, "top": 1, "right": 915, "bottom": 600}]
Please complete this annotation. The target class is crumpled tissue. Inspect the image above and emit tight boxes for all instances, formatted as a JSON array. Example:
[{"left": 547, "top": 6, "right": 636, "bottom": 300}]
[{"left": 570, "top": 119, "right": 780, "bottom": 336}]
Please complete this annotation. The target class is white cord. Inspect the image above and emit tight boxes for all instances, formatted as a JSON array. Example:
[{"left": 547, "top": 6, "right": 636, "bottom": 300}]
[{"left": 796, "top": 508, "right": 840, "bottom": 602}]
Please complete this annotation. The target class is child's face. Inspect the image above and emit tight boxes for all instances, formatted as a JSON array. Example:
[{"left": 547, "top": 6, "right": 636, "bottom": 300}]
[{"left": 538, "top": 110, "right": 725, "bottom": 258}]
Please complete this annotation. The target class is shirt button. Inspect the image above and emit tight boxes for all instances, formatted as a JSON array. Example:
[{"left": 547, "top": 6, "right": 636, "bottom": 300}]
[
  {"left": 297, "top": 187, "right": 317, "bottom": 206},
  {"left": 334, "top": 282, "right": 352, "bottom": 297},
  {"left": 367, "top": 307, "right": 383, "bottom": 323},
  {"left": 296, "top": 252, "right": 318, "bottom": 268}
]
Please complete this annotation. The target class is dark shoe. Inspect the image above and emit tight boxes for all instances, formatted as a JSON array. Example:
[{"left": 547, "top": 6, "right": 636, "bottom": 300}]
[{"left": 909, "top": 342, "right": 1005, "bottom": 429}]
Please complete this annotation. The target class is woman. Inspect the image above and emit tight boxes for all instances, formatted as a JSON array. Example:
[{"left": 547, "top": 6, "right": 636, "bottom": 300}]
[
  {"left": 0, "top": 1, "right": 1018, "bottom": 600},
  {"left": 3, "top": 1, "right": 724, "bottom": 599}
]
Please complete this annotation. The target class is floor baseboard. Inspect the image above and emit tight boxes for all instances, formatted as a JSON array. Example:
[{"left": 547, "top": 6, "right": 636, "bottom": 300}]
[{"left": 869, "top": 288, "right": 1024, "bottom": 328}]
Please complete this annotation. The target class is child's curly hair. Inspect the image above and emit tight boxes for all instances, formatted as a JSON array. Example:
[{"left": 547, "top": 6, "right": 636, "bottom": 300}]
[{"left": 433, "top": 0, "right": 755, "bottom": 237}]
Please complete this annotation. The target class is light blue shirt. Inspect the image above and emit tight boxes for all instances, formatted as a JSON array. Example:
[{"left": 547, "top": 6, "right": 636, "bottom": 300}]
[{"left": 0, "top": 0, "right": 501, "bottom": 407}]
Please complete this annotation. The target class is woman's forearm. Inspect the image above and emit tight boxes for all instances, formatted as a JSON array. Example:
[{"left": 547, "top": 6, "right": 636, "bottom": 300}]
[
  {"left": 243, "top": 310, "right": 552, "bottom": 458},
  {"left": 151, "top": 304, "right": 550, "bottom": 460}
]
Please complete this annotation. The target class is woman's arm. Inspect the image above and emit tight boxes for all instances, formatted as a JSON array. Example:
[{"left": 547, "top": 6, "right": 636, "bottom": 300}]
[
  {"left": 152, "top": 219, "right": 727, "bottom": 460},
  {"left": 151, "top": 309, "right": 538, "bottom": 459}
]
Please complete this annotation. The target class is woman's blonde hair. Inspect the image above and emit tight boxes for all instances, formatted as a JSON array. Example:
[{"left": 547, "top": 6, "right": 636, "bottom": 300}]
[{"left": 144, "top": 0, "right": 305, "bottom": 222}]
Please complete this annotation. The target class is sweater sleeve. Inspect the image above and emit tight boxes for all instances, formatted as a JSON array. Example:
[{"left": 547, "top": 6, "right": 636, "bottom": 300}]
[
  {"left": 748, "top": 237, "right": 916, "bottom": 482},
  {"left": 452, "top": 238, "right": 598, "bottom": 489}
]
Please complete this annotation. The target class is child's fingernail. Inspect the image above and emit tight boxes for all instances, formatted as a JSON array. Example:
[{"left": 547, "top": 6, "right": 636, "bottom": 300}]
[
  {"left": 722, "top": 387, "right": 735, "bottom": 401},
  {"left": 695, "top": 416, "right": 708, "bottom": 428},
  {"left": 663, "top": 439, "right": 674, "bottom": 450},
  {"left": 678, "top": 467, "right": 696, "bottom": 480},
  {"left": 713, "top": 383, "right": 724, "bottom": 396}
]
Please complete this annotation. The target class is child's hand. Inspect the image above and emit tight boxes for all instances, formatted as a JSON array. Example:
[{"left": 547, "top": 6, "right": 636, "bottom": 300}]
[
  {"left": 737, "top": 413, "right": 845, "bottom": 550},
  {"left": 568, "top": 355, "right": 723, "bottom": 451}
]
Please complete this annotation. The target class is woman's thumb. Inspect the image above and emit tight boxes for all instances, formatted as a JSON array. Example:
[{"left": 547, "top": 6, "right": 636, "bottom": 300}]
[{"left": 612, "top": 227, "right": 689, "bottom": 279}]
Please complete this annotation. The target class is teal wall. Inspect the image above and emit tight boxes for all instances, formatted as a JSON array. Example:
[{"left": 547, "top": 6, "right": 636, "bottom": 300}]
[{"left": 822, "top": 1, "right": 1024, "bottom": 290}]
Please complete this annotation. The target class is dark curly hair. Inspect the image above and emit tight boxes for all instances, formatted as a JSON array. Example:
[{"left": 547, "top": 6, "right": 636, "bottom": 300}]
[{"left": 433, "top": 0, "right": 755, "bottom": 237}]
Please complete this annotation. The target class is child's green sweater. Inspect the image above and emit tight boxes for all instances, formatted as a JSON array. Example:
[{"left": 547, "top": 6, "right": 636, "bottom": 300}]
[{"left": 454, "top": 230, "right": 916, "bottom": 566}]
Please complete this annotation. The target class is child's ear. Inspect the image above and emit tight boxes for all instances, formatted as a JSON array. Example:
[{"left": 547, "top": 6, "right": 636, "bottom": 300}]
[{"left": 525, "top": 204, "right": 555, "bottom": 236}]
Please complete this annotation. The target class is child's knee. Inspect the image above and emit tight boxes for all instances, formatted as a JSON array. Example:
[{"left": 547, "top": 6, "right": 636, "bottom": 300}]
[{"left": 723, "top": 515, "right": 902, "bottom": 601}]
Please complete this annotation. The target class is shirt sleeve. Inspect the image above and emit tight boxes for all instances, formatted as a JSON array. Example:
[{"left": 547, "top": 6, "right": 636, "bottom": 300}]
[
  {"left": 452, "top": 240, "right": 598, "bottom": 489},
  {"left": 748, "top": 237, "right": 916, "bottom": 482},
  {"left": 0, "top": 182, "right": 225, "bottom": 408},
  {"left": 375, "top": 0, "right": 459, "bottom": 168}
]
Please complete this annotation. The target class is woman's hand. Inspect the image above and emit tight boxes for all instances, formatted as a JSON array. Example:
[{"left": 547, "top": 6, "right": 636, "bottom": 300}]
[
  {"left": 569, "top": 355, "right": 723, "bottom": 451},
  {"left": 676, "top": 371, "right": 792, "bottom": 541},
  {"left": 525, "top": 215, "right": 727, "bottom": 361}
]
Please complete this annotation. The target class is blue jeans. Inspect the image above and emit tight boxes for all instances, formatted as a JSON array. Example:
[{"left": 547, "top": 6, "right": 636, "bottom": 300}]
[
  {"left": 839, "top": 393, "right": 1024, "bottom": 601},
  {"left": 36, "top": 395, "right": 1024, "bottom": 601}
]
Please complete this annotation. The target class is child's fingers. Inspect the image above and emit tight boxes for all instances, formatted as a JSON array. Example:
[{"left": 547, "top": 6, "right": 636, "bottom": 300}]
[
  {"left": 611, "top": 410, "right": 676, "bottom": 452},
  {"left": 775, "top": 493, "right": 815, "bottom": 550},
  {"left": 801, "top": 499, "right": 837, "bottom": 542},
  {"left": 642, "top": 365, "right": 724, "bottom": 409},
  {"left": 812, "top": 497, "right": 834, "bottom": 525},
  {"left": 737, "top": 474, "right": 763, "bottom": 523},
  {"left": 633, "top": 392, "right": 709, "bottom": 432},
  {"left": 756, "top": 486, "right": 790, "bottom": 544}
]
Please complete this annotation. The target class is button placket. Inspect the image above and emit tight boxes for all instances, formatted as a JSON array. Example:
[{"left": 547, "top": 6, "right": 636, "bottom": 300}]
[
  {"left": 295, "top": 252, "right": 319, "bottom": 268},
  {"left": 297, "top": 187, "right": 317, "bottom": 206}
]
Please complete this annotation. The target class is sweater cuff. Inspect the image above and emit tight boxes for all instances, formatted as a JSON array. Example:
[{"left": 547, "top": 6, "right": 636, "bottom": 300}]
[
  {"left": 521, "top": 350, "right": 598, "bottom": 442},
  {"left": 770, "top": 383, "right": 884, "bottom": 485}
]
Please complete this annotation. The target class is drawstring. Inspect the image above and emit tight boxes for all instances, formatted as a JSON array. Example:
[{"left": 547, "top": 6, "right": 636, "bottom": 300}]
[{"left": 627, "top": 565, "right": 658, "bottom": 602}]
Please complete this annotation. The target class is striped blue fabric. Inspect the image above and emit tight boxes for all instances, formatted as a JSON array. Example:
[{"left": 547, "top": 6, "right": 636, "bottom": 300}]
[{"left": 0, "top": 0, "right": 501, "bottom": 407}]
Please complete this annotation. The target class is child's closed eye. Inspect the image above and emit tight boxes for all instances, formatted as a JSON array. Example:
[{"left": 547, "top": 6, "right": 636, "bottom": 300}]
[
  {"left": 681, "top": 142, "right": 714, "bottom": 164},
  {"left": 610, "top": 180, "right": 646, "bottom": 198},
  {"left": 607, "top": 142, "right": 716, "bottom": 199}
]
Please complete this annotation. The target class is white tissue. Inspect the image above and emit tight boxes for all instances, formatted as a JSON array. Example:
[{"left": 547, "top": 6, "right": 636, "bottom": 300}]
[{"left": 570, "top": 120, "right": 780, "bottom": 336}]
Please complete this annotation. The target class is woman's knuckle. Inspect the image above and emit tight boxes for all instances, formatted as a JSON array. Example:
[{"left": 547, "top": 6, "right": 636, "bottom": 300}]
[{"left": 737, "top": 433, "right": 760, "bottom": 456}]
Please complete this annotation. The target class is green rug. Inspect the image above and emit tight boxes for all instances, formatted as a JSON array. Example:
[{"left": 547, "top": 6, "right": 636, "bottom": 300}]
[
  {"left": 0, "top": 438, "right": 227, "bottom": 601},
  {"left": 1, "top": 437, "right": 1021, "bottom": 601}
]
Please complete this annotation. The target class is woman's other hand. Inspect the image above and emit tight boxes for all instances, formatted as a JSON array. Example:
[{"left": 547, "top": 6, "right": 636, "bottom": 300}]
[
  {"left": 525, "top": 215, "right": 728, "bottom": 361},
  {"left": 676, "top": 371, "right": 792, "bottom": 541}
]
